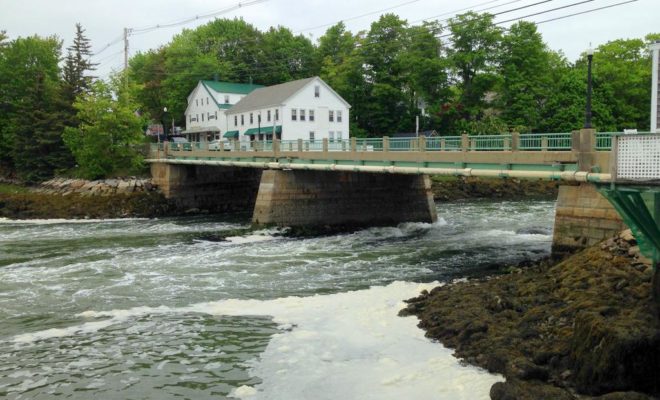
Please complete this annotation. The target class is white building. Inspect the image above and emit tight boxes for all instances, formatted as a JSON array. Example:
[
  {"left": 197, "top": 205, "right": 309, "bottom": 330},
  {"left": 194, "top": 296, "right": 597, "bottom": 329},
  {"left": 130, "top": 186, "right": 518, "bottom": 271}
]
[
  {"left": 651, "top": 41, "right": 660, "bottom": 133},
  {"left": 225, "top": 76, "right": 350, "bottom": 143},
  {"left": 183, "top": 80, "right": 263, "bottom": 142}
]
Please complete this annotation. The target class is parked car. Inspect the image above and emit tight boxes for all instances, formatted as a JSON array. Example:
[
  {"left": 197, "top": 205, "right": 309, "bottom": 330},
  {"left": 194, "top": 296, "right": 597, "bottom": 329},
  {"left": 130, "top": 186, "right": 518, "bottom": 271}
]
[
  {"left": 170, "top": 137, "right": 191, "bottom": 151},
  {"left": 208, "top": 139, "right": 223, "bottom": 151}
]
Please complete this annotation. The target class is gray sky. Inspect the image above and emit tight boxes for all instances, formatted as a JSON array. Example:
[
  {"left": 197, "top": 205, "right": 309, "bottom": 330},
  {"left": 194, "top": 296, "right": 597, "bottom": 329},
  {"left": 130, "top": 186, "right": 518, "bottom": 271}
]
[{"left": 2, "top": 0, "right": 658, "bottom": 79}]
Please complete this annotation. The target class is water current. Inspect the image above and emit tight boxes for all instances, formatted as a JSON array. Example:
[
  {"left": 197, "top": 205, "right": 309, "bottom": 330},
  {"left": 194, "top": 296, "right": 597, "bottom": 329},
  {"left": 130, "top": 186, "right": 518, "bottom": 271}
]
[{"left": 0, "top": 199, "right": 556, "bottom": 399}]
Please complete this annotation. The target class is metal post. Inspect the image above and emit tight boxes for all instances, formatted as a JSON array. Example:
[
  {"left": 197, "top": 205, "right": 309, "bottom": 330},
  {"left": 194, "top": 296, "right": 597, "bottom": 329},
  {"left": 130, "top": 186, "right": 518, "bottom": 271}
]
[
  {"left": 383, "top": 136, "right": 389, "bottom": 152},
  {"left": 585, "top": 47, "right": 594, "bottom": 129}
]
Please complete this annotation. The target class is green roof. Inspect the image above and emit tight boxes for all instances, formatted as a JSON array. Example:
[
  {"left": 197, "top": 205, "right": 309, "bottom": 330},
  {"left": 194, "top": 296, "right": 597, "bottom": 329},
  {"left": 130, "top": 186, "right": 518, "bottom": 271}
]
[
  {"left": 244, "top": 125, "right": 282, "bottom": 136},
  {"left": 223, "top": 130, "right": 239, "bottom": 138},
  {"left": 201, "top": 80, "right": 264, "bottom": 95}
]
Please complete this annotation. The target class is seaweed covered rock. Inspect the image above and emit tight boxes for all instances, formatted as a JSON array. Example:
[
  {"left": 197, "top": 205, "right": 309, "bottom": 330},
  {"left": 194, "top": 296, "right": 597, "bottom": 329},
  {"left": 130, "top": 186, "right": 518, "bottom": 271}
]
[
  {"left": 401, "top": 230, "right": 659, "bottom": 398},
  {"left": 571, "top": 311, "right": 660, "bottom": 395}
]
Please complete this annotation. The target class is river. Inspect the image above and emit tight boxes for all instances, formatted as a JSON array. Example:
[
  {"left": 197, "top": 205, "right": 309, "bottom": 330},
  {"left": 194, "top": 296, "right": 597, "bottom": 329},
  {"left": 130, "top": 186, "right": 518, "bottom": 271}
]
[{"left": 0, "top": 199, "right": 555, "bottom": 399}]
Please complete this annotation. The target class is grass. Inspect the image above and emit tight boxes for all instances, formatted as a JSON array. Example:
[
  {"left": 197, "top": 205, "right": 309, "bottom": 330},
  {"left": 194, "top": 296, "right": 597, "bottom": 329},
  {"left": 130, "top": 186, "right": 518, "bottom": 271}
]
[{"left": 0, "top": 183, "right": 30, "bottom": 194}]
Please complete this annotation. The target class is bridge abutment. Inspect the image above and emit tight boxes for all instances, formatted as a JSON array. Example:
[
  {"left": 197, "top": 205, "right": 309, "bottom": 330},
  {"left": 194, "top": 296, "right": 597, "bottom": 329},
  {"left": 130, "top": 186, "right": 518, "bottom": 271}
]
[
  {"left": 552, "top": 183, "right": 626, "bottom": 255},
  {"left": 150, "top": 163, "right": 262, "bottom": 213},
  {"left": 252, "top": 170, "right": 437, "bottom": 228}
]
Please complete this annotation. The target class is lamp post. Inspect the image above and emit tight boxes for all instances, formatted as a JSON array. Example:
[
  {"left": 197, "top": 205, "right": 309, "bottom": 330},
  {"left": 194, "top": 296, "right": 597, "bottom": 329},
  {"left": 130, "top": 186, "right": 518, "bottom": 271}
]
[
  {"left": 162, "top": 107, "right": 168, "bottom": 140},
  {"left": 585, "top": 47, "right": 594, "bottom": 129}
]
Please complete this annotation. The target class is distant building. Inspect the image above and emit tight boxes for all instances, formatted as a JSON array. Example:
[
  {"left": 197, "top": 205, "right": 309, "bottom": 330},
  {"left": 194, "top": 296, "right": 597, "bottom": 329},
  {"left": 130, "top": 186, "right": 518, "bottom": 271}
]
[
  {"left": 651, "top": 41, "right": 660, "bottom": 133},
  {"left": 225, "top": 76, "right": 351, "bottom": 143},
  {"left": 183, "top": 80, "right": 263, "bottom": 142}
]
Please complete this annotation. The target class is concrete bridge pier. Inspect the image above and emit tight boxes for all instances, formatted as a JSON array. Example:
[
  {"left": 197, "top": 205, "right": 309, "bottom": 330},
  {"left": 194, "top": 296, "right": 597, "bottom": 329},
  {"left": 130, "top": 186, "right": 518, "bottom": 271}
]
[
  {"left": 252, "top": 170, "right": 438, "bottom": 228},
  {"left": 552, "top": 183, "right": 627, "bottom": 255},
  {"left": 150, "top": 163, "right": 262, "bottom": 213}
]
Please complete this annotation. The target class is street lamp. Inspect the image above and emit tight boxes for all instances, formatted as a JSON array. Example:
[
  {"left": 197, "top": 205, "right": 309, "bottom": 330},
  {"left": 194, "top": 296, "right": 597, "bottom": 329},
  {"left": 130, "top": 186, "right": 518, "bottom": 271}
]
[
  {"left": 162, "top": 107, "right": 168, "bottom": 140},
  {"left": 585, "top": 47, "right": 594, "bottom": 129}
]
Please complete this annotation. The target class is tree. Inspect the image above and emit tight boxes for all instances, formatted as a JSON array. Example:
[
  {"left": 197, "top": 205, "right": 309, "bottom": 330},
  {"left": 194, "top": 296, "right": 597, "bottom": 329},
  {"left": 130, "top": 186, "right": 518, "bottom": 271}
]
[
  {"left": 258, "top": 26, "right": 316, "bottom": 85},
  {"left": 498, "top": 21, "right": 557, "bottom": 132},
  {"left": 63, "top": 77, "right": 147, "bottom": 180},
  {"left": 0, "top": 35, "right": 66, "bottom": 181},
  {"left": 62, "top": 23, "right": 97, "bottom": 102},
  {"left": 446, "top": 12, "right": 502, "bottom": 122}
]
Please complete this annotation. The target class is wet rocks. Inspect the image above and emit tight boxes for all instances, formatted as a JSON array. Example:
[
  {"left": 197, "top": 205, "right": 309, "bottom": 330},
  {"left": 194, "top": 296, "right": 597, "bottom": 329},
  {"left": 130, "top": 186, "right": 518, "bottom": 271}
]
[{"left": 401, "top": 229, "right": 660, "bottom": 399}]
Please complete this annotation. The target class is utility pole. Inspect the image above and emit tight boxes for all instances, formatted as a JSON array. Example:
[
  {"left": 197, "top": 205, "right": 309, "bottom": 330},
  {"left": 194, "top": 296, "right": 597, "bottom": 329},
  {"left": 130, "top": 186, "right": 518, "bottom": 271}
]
[{"left": 123, "top": 28, "right": 130, "bottom": 90}]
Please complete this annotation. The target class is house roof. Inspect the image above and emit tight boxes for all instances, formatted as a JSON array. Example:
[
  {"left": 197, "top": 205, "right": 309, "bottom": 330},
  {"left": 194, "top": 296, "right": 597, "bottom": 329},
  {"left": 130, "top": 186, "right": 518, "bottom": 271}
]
[
  {"left": 227, "top": 77, "right": 317, "bottom": 115},
  {"left": 201, "top": 80, "right": 264, "bottom": 95}
]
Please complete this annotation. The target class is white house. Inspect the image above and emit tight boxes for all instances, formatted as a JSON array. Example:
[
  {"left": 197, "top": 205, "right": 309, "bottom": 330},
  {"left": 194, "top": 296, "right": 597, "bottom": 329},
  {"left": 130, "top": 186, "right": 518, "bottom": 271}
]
[
  {"left": 183, "top": 80, "right": 263, "bottom": 142},
  {"left": 225, "top": 76, "right": 350, "bottom": 143}
]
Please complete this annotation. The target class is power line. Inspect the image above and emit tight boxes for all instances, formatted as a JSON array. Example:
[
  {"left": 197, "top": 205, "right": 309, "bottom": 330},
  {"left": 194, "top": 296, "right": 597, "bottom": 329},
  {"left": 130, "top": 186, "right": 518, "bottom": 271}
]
[
  {"left": 439, "top": 0, "right": 596, "bottom": 38},
  {"left": 295, "top": 0, "right": 423, "bottom": 33},
  {"left": 533, "top": 0, "right": 638, "bottom": 25},
  {"left": 130, "top": 0, "right": 269, "bottom": 35}
]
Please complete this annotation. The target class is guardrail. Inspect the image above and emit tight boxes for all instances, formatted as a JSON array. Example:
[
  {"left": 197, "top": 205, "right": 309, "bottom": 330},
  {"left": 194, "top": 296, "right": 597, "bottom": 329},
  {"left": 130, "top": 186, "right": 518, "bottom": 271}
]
[{"left": 150, "top": 132, "right": 635, "bottom": 156}]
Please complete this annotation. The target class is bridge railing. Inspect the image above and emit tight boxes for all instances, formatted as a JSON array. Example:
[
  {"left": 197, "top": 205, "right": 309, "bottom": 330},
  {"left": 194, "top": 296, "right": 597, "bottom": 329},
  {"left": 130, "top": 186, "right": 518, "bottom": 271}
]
[{"left": 150, "top": 132, "right": 633, "bottom": 157}]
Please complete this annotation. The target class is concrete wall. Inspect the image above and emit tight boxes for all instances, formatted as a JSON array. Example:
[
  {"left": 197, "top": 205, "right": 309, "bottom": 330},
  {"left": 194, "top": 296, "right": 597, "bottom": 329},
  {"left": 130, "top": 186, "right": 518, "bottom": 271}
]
[
  {"left": 553, "top": 184, "right": 627, "bottom": 254},
  {"left": 151, "top": 163, "right": 262, "bottom": 213},
  {"left": 252, "top": 170, "right": 437, "bottom": 228}
]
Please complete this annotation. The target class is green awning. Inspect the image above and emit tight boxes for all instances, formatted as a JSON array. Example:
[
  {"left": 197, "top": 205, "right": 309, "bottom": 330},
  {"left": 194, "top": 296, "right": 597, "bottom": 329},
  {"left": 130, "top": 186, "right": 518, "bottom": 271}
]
[
  {"left": 223, "top": 130, "right": 239, "bottom": 138},
  {"left": 244, "top": 125, "right": 282, "bottom": 136}
]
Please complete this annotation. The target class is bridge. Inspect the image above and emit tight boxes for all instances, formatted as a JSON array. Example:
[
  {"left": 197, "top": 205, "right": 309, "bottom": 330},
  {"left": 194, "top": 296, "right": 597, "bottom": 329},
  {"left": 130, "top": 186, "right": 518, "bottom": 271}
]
[{"left": 147, "top": 129, "right": 660, "bottom": 274}]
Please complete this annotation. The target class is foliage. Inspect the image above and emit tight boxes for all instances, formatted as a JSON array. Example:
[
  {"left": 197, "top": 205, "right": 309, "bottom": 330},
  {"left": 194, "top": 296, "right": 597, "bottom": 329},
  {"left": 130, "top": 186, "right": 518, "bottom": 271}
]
[
  {"left": 63, "top": 78, "right": 147, "bottom": 180},
  {"left": 0, "top": 35, "right": 71, "bottom": 182}
]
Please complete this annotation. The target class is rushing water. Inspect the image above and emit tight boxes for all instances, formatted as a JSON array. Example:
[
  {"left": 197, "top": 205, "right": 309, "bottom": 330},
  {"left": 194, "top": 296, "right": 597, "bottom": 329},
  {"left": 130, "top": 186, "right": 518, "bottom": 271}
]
[{"left": 0, "top": 200, "right": 556, "bottom": 399}]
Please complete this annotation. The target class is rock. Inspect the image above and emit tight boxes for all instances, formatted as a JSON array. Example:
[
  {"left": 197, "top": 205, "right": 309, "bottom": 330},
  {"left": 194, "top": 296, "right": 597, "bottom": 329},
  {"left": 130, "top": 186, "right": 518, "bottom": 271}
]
[
  {"left": 593, "top": 392, "right": 656, "bottom": 400},
  {"left": 619, "top": 229, "right": 635, "bottom": 243},
  {"left": 570, "top": 312, "right": 660, "bottom": 396},
  {"left": 507, "top": 357, "right": 550, "bottom": 381},
  {"left": 614, "top": 279, "right": 628, "bottom": 291},
  {"left": 490, "top": 379, "right": 575, "bottom": 400}
]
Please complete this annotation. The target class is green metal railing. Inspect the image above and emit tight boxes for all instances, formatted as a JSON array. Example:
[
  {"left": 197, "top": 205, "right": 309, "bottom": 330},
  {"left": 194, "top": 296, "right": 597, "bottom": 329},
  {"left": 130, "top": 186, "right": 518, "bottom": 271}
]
[
  {"left": 469, "top": 134, "right": 511, "bottom": 151},
  {"left": 157, "top": 132, "right": 650, "bottom": 155}
]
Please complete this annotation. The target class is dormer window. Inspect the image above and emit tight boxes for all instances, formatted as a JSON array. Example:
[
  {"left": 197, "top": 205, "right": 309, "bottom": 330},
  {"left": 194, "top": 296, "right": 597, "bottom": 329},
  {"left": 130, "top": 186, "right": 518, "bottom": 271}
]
[{"left": 224, "top": 95, "right": 230, "bottom": 104}]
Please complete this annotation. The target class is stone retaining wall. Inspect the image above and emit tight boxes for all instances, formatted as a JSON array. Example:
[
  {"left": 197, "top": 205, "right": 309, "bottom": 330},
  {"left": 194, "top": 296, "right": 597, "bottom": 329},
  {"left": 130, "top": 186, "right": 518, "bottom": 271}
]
[{"left": 36, "top": 177, "right": 156, "bottom": 196}]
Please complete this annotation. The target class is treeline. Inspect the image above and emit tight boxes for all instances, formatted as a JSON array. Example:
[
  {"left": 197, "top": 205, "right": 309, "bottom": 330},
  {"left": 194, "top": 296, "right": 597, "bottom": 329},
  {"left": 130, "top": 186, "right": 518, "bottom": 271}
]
[
  {"left": 0, "top": 12, "right": 658, "bottom": 182},
  {"left": 130, "top": 13, "right": 659, "bottom": 137},
  {"left": 0, "top": 26, "right": 146, "bottom": 182}
]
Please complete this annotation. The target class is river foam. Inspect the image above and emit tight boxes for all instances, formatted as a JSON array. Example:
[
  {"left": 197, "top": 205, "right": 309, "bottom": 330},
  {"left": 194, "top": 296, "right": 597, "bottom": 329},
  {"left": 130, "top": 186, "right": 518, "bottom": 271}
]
[{"left": 13, "top": 281, "right": 502, "bottom": 399}]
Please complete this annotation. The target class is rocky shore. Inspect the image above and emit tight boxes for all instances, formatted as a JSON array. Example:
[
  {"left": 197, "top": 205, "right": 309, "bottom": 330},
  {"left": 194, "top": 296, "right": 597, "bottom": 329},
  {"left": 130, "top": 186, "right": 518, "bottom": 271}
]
[
  {"left": 432, "top": 176, "right": 560, "bottom": 201},
  {"left": 0, "top": 177, "right": 174, "bottom": 219},
  {"left": 400, "top": 230, "right": 659, "bottom": 399}
]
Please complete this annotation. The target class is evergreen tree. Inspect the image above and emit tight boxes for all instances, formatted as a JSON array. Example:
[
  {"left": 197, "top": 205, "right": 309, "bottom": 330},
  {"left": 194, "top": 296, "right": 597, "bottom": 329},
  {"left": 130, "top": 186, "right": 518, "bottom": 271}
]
[{"left": 62, "top": 23, "right": 97, "bottom": 102}]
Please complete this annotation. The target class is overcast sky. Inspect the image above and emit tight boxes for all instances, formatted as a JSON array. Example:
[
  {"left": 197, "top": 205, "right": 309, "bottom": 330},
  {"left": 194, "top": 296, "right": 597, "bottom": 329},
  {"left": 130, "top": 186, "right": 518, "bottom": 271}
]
[{"left": 2, "top": 0, "right": 658, "bottom": 79}]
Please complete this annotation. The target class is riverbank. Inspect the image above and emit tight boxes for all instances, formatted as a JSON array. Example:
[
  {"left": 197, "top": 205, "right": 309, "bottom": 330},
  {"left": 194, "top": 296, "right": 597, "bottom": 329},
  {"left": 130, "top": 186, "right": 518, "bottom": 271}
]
[
  {"left": 0, "top": 175, "right": 559, "bottom": 220},
  {"left": 400, "top": 230, "right": 659, "bottom": 399}
]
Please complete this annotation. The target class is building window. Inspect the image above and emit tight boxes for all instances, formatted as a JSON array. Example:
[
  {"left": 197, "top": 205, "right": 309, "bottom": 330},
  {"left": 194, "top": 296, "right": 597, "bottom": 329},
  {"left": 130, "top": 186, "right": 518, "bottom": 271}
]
[
  {"left": 329, "top": 131, "right": 335, "bottom": 142},
  {"left": 309, "top": 110, "right": 315, "bottom": 121},
  {"left": 196, "top": 114, "right": 199, "bottom": 122},
  {"left": 300, "top": 109, "right": 306, "bottom": 121},
  {"left": 329, "top": 110, "right": 334, "bottom": 122},
  {"left": 314, "top": 85, "right": 320, "bottom": 98},
  {"left": 215, "top": 111, "right": 218, "bottom": 119},
  {"left": 241, "top": 115, "right": 244, "bottom": 126},
  {"left": 309, "top": 131, "right": 315, "bottom": 142},
  {"left": 337, "top": 110, "right": 342, "bottom": 123},
  {"left": 267, "top": 110, "right": 271, "bottom": 122},
  {"left": 189, "top": 115, "right": 192, "bottom": 123},
  {"left": 337, "top": 131, "right": 343, "bottom": 141},
  {"left": 291, "top": 109, "right": 297, "bottom": 121},
  {"left": 275, "top": 109, "right": 279, "bottom": 121},
  {"left": 196, "top": 99, "right": 198, "bottom": 106},
  {"left": 206, "top": 97, "right": 209, "bottom": 105},
  {"left": 234, "top": 115, "right": 238, "bottom": 126},
  {"left": 202, "top": 113, "right": 205, "bottom": 122},
  {"left": 250, "top": 113, "right": 254, "bottom": 124},
  {"left": 224, "top": 95, "right": 230, "bottom": 104}
]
